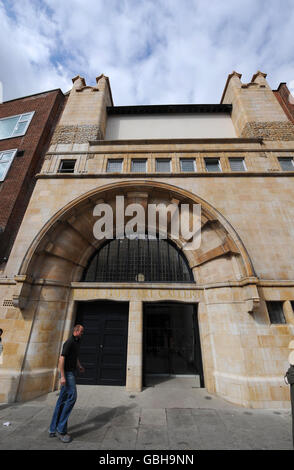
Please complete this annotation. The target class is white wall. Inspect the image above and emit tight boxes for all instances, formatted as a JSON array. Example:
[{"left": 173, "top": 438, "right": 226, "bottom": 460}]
[{"left": 105, "top": 113, "right": 237, "bottom": 140}]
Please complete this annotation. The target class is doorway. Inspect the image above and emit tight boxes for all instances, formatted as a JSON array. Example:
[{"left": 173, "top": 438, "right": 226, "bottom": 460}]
[
  {"left": 143, "top": 302, "right": 204, "bottom": 387},
  {"left": 75, "top": 300, "right": 129, "bottom": 386}
]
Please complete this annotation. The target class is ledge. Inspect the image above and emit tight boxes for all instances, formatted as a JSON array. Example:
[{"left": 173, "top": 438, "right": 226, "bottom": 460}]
[
  {"left": 71, "top": 282, "right": 196, "bottom": 289},
  {"left": 89, "top": 137, "right": 263, "bottom": 146},
  {"left": 36, "top": 171, "right": 294, "bottom": 179}
]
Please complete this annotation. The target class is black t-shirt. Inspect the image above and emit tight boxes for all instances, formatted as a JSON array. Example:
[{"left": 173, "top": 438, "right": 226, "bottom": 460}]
[{"left": 61, "top": 335, "right": 81, "bottom": 372}]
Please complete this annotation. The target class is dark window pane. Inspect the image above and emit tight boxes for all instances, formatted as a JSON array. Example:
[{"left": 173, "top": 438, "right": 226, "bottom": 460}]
[
  {"left": 107, "top": 159, "right": 123, "bottom": 172},
  {"left": 278, "top": 157, "right": 294, "bottom": 171},
  {"left": 229, "top": 158, "right": 246, "bottom": 171},
  {"left": 180, "top": 159, "right": 195, "bottom": 172},
  {"left": 131, "top": 159, "right": 147, "bottom": 172},
  {"left": 205, "top": 158, "right": 221, "bottom": 172},
  {"left": 82, "top": 235, "right": 194, "bottom": 283},
  {"left": 266, "top": 301, "right": 286, "bottom": 324},
  {"left": 58, "top": 160, "right": 76, "bottom": 173},
  {"left": 156, "top": 159, "right": 170, "bottom": 172}
]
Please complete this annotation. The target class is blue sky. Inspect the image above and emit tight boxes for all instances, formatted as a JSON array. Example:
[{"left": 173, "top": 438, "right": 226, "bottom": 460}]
[{"left": 1, "top": 0, "right": 294, "bottom": 105}]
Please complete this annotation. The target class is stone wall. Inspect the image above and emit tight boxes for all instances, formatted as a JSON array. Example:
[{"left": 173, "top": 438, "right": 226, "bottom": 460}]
[
  {"left": 241, "top": 121, "right": 294, "bottom": 140},
  {"left": 51, "top": 125, "right": 102, "bottom": 144}
]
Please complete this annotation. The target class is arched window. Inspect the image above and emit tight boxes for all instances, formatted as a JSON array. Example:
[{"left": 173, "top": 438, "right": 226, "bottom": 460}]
[{"left": 82, "top": 236, "right": 194, "bottom": 283}]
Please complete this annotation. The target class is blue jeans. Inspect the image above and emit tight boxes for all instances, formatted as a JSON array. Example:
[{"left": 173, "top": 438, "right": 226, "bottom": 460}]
[{"left": 49, "top": 371, "right": 77, "bottom": 434}]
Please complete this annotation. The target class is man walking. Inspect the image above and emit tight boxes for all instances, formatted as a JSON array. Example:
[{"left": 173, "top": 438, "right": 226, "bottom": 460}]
[{"left": 49, "top": 324, "right": 85, "bottom": 443}]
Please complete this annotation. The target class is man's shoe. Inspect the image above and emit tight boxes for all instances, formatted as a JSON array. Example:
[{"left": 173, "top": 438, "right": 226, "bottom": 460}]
[
  {"left": 56, "top": 431, "right": 72, "bottom": 443},
  {"left": 49, "top": 432, "right": 56, "bottom": 438}
]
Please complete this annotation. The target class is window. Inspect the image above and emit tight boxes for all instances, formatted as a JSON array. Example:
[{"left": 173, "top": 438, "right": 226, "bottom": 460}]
[
  {"left": 278, "top": 157, "right": 294, "bottom": 171},
  {"left": 0, "top": 112, "right": 34, "bottom": 140},
  {"left": 58, "top": 159, "right": 76, "bottom": 173},
  {"left": 205, "top": 158, "right": 221, "bottom": 172},
  {"left": 156, "top": 158, "right": 171, "bottom": 172},
  {"left": 266, "top": 301, "right": 286, "bottom": 324},
  {"left": 131, "top": 159, "right": 147, "bottom": 173},
  {"left": 180, "top": 158, "right": 196, "bottom": 172},
  {"left": 0, "top": 149, "right": 17, "bottom": 181},
  {"left": 107, "top": 159, "right": 123, "bottom": 173},
  {"left": 82, "top": 235, "right": 194, "bottom": 283},
  {"left": 229, "top": 158, "right": 246, "bottom": 172}
]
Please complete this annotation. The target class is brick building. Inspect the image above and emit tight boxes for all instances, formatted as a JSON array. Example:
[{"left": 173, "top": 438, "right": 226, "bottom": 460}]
[
  {"left": 0, "top": 89, "right": 65, "bottom": 268},
  {"left": 1, "top": 71, "right": 294, "bottom": 408},
  {"left": 274, "top": 82, "right": 294, "bottom": 124}
]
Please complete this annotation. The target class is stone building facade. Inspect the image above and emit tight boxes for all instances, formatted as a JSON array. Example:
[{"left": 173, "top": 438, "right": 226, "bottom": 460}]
[{"left": 0, "top": 71, "right": 294, "bottom": 408}]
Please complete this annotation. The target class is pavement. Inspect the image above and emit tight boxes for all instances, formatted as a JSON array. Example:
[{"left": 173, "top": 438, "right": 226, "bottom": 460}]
[{"left": 0, "top": 377, "right": 293, "bottom": 452}]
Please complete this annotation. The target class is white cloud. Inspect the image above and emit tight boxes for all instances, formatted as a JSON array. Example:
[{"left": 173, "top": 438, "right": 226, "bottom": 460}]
[{"left": 0, "top": 0, "right": 294, "bottom": 104}]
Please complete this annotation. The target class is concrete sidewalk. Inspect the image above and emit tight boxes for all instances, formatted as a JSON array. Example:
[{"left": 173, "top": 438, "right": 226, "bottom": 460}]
[{"left": 0, "top": 377, "right": 293, "bottom": 450}]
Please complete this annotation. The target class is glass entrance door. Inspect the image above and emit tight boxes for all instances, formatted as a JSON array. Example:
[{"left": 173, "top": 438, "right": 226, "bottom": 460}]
[{"left": 143, "top": 303, "right": 204, "bottom": 383}]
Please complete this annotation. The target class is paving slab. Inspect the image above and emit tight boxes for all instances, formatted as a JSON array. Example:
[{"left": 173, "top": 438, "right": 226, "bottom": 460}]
[
  {"left": 0, "top": 378, "right": 293, "bottom": 451},
  {"left": 137, "top": 425, "right": 169, "bottom": 450},
  {"left": 101, "top": 426, "right": 138, "bottom": 450}
]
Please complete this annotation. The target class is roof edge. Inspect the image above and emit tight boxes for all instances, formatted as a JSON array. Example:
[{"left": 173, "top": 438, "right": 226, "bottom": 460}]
[
  {"left": 107, "top": 104, "right": 232, "bottom": 115},
  {"left": 1, "top": 88, "right": 64, "bottom": 104}
]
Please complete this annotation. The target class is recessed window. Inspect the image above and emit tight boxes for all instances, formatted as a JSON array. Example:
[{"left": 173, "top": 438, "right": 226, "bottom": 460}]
[
  {"left": 156, "top": 158, "right": 171, "bottom": 172},
  {"left": 58, "top": 159, "right": 76, "bottom": 173},
  {"left": 0, "top": 112, "right": 34, "bottom": 140},
  {"left": 82, "top": 236, "right": 194, "bottom": 283},
  {"left": 205, "top": 158, "right": 221, "bottom": 172},
  {"left": 180, "top": 158, "right": 196, "bottom": 172},
  {"left": 278, "top": 157, "right": 294, "bottom": 171},
  {"left": 266, "top": 301, "right": 286, "bottom": 324},
  {"left": 131, "top": 159, "right": 147, "bottom": 173},
  {"left": 0, "top": 149, "right": 17, "bottom": 181},
  {"left": 229, "top": 158, "right": 246, "bottom": 172},
  {"left": 107, "top": 159, "right": 123, "bottom": 173}
]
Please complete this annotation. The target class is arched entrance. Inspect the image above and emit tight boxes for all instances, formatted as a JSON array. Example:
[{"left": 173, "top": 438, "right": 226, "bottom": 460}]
[
  {"left": 12, "top": 180, "right": 257, "bottom": 403},
  {"left": 75, "top": 236, "right": 202, "bottom": 388}
]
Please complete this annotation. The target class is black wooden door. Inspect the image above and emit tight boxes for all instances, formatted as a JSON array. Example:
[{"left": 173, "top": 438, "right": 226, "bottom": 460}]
[{"left": 75, "top": 301, "right": 129, "bottom": 385}]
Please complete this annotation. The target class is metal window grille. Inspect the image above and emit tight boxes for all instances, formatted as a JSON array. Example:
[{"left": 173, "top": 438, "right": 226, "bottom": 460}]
[
  {"left": 58, "top": 159, "right": 76, "bottom": 173},
  {"left": 82, "top": 236, "right": 194, "bottom": 283},
  {"left": 205, "top": 158, "right": 221, "bottom": 172},
  {"left": 278, "top": 157, "right": 294, "bottom": 171},
  {"left": 180, "top": 159, "right": 195, "bottom": 172},
  {"left": 131, "top": 159, "right": 147, "bottom": 172},
  {"left": 107, "top": 159, "right": 123, "bottom": 173},
  {"left": 229, "top": 158, "right": 246, "bottom": 172},
  {"left": 156, "top": 159, "right": 171, "bottom": 173},
  {"left": 266, "top": 301, "right": 286, "bottom": 324}
]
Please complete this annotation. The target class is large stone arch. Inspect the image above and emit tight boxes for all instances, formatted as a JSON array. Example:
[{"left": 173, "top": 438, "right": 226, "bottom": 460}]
[
  {"left": 13, "top": 181, "right": 259, "bottom": 402},
  {"left": 18, "top": 180, "right": 255, "bottom": 282}
]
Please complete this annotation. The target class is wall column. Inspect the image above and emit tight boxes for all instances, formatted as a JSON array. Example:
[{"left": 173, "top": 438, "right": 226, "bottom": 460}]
[{"left": 126, "top": 300, "right": 143, "bottom": 392}]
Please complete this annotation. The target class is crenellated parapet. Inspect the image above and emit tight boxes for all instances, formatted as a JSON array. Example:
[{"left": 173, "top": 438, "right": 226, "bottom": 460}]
[
  {"left": 221, "top": 71, "right": 294, "bottom": 140},
  {"left": 51, "top": 74, "right": 113, "bottom": 145}
]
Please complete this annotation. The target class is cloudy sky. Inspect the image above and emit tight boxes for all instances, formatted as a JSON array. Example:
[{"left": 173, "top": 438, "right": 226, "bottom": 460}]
[{"left": 1, "top": 0, "right": 294, "bottom": 105}]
